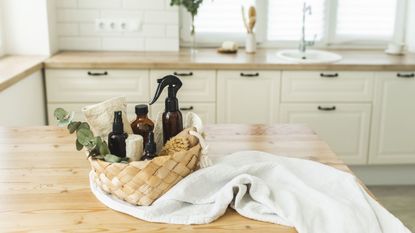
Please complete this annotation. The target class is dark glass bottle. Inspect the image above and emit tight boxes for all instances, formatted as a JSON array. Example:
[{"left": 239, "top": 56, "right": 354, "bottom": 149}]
[
  {"left": 131, "top": 104, "right": 154, "bottom": 147},
  {"left": 141, "top": 132, "right": 156, "bottom": 161},
  {"left": 108, "top": 111, "right": 128, "bottom": 158}
]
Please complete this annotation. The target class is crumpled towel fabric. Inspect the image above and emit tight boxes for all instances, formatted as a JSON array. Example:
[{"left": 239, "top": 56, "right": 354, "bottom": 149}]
[
  {"left": 82, "top": 96, "right": 133, "bottom": 138},
  {"left": 90, "top": 151, "right": 411, "bottom": 233}
]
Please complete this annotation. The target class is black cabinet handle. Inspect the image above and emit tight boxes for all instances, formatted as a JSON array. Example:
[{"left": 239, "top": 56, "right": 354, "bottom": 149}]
[
  {"left": 318, "top": 106, "right": 336, "bottom": 111},
  {"left": 87, "top": 71, "right": 108, "bottom": 76},
  {"left": 320, "top": 73, "right": 339, "bottom": 78},
  {"left": 174, "top": 72, "right": 193, "bottom": 77},
  {"left": 397, "top": 73, "right": 415, "bottom": 78},
  {"left": 240, "top": 72, "right": 259, "bottom": 77},
  {"left": 179, "top": 106, "right": 194, "bottom": 111}
]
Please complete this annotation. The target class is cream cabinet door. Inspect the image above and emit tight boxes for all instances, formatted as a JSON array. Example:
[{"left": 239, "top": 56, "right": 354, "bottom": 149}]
[
  {"left": 217, "top": 71, "right": 280, "bottom": 124},
  {"left": 150, "top": 103, "right": 216, "bottom": 124},
  {"left": 280, "top": 103, "right": 371, "bottom": 164},
  {"left": 46, "top": 69, "right": 150, "bottom": 103},
  {"left": 370, "top": 72, "right": 415, "bottom": 164},
  {"left": 150, "top": 70, "right": 216, "bottom": 102}
]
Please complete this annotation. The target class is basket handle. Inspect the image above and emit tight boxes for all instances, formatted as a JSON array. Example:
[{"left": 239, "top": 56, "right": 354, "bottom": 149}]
[{"left": 189, "top": 130, "right": 212, "bottom": 168}]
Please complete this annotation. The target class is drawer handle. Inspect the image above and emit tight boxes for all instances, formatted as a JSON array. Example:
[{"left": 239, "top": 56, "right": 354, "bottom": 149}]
[
  {"left": 320, "top": 73, "right": 338, "bottom": 78},
  {"left": 174, "top": 72, "right": 193, "bottom": 77},
  {"left": 88, "top": 71, "right": 108, "bottom": 76},
  {"left": 318, "top": 106, "right": 336, "bottom": 111},
  {"left": 397, "top": 73, "right": 415, "bottom": 78},
  {"left": 180, "top": 106, "right": 194, "bottom": 111},
  {"left": 240, "top": 72, "right": 259, "bottom": 77}
]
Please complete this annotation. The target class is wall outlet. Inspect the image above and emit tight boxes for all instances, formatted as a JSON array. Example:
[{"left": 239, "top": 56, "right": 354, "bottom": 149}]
[{"left": 95, "top": 18, "right": 142, "bottom": 32}]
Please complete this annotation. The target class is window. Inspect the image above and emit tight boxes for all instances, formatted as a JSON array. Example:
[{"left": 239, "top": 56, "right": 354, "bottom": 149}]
[{"left": 180, "top": 0, "right": 404, "bottom": 48}]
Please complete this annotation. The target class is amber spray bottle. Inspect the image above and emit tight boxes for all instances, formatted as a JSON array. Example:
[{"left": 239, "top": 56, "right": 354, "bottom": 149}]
[{"left": 149, "top": 75, "right": 183, "bottom": 144}]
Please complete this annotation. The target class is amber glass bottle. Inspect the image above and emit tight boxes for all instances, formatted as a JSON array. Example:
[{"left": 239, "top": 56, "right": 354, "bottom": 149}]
[{"left": 131, "top": 104, "right": 154, "bottom": 146}]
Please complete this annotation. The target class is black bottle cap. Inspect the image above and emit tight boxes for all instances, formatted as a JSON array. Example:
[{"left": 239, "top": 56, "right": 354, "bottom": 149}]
[
  {"left": 135, "top": 104, "right": 149, "bottom": 115},
  {"left": 112, "top": 111, "right": 124, "bottom": 134}
]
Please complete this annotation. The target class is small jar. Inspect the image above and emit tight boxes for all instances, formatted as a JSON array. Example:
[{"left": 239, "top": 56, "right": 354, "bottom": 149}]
[{"left": 131, "top": 105, "right": 154, "bottom": 147}]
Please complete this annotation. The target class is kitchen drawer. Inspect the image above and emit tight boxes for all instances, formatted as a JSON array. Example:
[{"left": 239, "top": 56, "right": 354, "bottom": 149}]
[
  {"left": 150, "top": 103, "right": 216, "bottom": 124},
  {"left": 46, "top": 69, "right": 150, "bottom": 103},
  {"left": 280, "top": 103, "right": 371, "bottom": 164},
  {"left": 281, "top": 71, "right": 374, "bottom": 102},
  {"left": 47, "top": 103, "right": 137, "bottom": 125},
  {"left": 150, "top": 70, "right": 216, "bottom": 102},
  {"left": 217, "top": 70, "right": 280, "bottom": 124}
]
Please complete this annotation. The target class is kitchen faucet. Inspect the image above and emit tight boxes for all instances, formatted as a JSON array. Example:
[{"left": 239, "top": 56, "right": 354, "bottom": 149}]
[{"left": 299, "top": 2, "right": 316, "bottom": 57}]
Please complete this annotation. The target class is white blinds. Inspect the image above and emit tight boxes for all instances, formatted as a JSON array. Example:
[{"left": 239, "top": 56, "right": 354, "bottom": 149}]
[
  {"left": 194, "top": 0, "right": 255, "bottom": 34},
  {"left": 267, "top": 0, "right": 325, "bottom": 41},
  {"left": 336, "top": 0, "right": 397, "bottom": 39}
]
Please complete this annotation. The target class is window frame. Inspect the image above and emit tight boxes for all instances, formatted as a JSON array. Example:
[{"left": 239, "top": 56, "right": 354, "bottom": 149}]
[{"left": 180, "top": 0, "right": 408, "bottom": 49}]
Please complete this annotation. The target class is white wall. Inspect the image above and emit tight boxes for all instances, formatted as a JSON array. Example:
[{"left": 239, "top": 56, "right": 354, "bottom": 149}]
[
  {"left": 406, "top": 0, "right": 415, "bottom": 52},
  {"left": 0, "top": 71, "right": 46, "bottom": 126},
  {"left": 2, "top": 0, "right": 55, "bottom": 55},
  {"left": 55, "top": 0, "right": 179, "bottom": 51}
]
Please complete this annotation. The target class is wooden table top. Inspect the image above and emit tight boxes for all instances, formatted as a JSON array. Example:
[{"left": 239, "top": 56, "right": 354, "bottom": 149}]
[{"left": 0, "top": 125, "right": 356, "bottom": 233}]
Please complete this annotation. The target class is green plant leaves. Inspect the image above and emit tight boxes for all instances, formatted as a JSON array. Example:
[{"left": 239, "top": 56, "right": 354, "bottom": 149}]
[
  {"left": 99, "top": 141, "right": 110, "bottom": 156},
  {"left": 104, "top": 154, "right": 122, "bottom": 163},
  {"left": 54, "top": 108, "right": 68, "bottom": 120},
  {"left": 68, "top": 122, "right": 81, "bottom": 134},
  {"left": 76, "top": 139, "right": 83, "bottom": 151},
  {"left": 76, "top": 128, "right": 94, "bottom": 146}
]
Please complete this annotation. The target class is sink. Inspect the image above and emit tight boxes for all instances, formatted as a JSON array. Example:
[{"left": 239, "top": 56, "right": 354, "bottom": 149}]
[{"left": 277, "top": 49, "right": 342, "bottom": 64}]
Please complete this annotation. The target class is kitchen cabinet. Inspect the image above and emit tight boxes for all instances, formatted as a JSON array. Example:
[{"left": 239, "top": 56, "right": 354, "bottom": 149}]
[
  {"left": 280, "top": 103, "right": 371, "bottom": 164},
  {"left": 369, "top": 71, "right": 415, "bottom": 164},
  {"left": 46, "top": 69, "right": 150, "bottom": 103},
  {"left": 217, "top": 70, "right": 280, "bottom": 124},
  {"left": 282, "top": 71, "right": 374, "bottom": 102}
]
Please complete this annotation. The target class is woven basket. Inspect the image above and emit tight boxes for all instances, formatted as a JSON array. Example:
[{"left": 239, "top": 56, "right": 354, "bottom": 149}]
[{"left": 89, "top": 128, "right": 202, "bottom": 206}]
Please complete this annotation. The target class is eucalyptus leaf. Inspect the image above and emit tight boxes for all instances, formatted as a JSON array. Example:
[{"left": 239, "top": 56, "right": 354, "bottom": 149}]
[
  {"left": 99, "top": 141, "right": 110, "bottom": 156},
  {"left": 76, "top": 139, "right": 83, "bottom": 151},
  {"left": 78, "top": 122, "right": 90, "bottom": 131},
  {"left": 57, "top": 119, "right": 71, "bottom": 127},
  {"left": 54, "top": 108, "right": 68, "bottom": 120},
  {"left": 104, "top": 154, "right": 122, "bottom": 163},
  {"left": 64, "top": 111, "right": 75, "bottom": 122},
  {"left": 68, "top": 122, "right": 81, "bottom": 134},
  {"left": 76, "top": 128, "right": 94, "bottom": 146}
]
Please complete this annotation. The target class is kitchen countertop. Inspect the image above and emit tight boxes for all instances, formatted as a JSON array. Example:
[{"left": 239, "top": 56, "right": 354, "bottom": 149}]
[
  {"left": 0, "top": 55, "right": 47, "bottom": 92},
  {"left": 44, "top": 49, "right": 415, "bottom": 71},
  {"left": 0, "top": 124, "right": 368, "bottom": 233}
]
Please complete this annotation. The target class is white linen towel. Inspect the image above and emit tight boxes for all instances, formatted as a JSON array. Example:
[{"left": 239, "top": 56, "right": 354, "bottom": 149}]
[{"left": 90, "top": 151, "right": 411, "bottom": 233}]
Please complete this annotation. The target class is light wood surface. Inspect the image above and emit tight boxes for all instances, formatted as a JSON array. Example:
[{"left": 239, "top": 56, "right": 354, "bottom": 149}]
[
  {"left": 0, "top": 55, "right": 47, "bottom": 91},
  {"left": 0, "top": 125, "right": 362, "bottom": 232},
  {"left": 44, "top": 49, "right": 415, "bottom": 71}
]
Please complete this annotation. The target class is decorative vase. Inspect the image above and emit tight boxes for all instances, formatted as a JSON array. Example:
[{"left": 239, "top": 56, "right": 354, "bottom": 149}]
[
  {"left": 245, "top": 33, "right": 256, "bottom": 54},
  {"left": 190, "top": 16, "right": 197, "bottom": 55}
]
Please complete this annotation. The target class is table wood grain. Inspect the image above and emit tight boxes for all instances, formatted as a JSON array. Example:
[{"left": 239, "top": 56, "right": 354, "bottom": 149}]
[{"left": 0, "top": 125, "right": 361, "bottom": 232}]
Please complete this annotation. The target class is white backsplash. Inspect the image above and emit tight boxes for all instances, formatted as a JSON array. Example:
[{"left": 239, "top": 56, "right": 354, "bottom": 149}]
[{"left": 56, "top": 0, "right": 179, "bottom": 51}]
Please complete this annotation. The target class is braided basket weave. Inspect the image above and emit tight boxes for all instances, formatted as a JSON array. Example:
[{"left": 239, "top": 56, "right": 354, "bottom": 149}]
[{"left": 89, "top": 128, "right": 202, "bottom": 206}]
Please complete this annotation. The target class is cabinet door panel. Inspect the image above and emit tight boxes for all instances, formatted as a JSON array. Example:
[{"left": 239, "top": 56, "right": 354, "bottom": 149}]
[
  {"left": 217, "top": 71, "right": 280, "bottom": 124},
  {"left": 46, "top": 69, "right": 150, "bottom": 103},
  {"left": 370, "top": 72, "right": 415, "bottom": 164},
  {"left": 150, "top": 70, "right": 216, "bottom": 102},
  {"left": 150, "top": 103, "right": 216, "bottom": 124},
  {"left": 282, "top": 71, "right": 374, "bottom": 102},
  {"left": 280, "top": 103, "right": 371, "bottom": 164}
]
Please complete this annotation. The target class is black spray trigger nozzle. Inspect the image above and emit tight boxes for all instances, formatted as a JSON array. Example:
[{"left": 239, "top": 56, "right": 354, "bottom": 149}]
[{"left": 149, "top": 75, "right": 182, "bottom": 106}]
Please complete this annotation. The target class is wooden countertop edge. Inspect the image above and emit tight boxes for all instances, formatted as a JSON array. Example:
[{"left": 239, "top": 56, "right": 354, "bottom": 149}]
[
  {"left": 0, "top": 56, "right": 46, "bottom": 92},
  {"left": 43, "top": 62, "right": 415, "bottom": 71}
]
